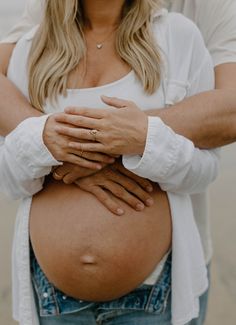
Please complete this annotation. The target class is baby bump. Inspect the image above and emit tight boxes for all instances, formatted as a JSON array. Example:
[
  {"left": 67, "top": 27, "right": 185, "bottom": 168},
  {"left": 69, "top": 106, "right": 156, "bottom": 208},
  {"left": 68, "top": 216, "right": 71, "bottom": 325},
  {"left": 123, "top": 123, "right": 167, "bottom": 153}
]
[{"left": 29, "top": 176, "right": 172, "bottom": 301}]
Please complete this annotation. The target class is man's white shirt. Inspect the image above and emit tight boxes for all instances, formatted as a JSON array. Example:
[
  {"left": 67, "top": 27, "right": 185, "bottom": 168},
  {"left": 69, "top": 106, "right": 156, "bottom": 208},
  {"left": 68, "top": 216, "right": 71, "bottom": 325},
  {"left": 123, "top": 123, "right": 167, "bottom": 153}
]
[
  {"left": 168, "top": 0, "right": 236, "bottom": 66},
  {"left": 3, "top": 0, "right": 236, "bottom": 67}
]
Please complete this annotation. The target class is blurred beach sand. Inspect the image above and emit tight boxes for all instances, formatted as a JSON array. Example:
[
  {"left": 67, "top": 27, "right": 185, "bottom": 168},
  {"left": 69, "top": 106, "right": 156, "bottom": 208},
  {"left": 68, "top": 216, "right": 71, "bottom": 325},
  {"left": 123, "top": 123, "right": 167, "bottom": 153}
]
[{"left": 0, "top": 1, "right": 236, "bottom": 324}]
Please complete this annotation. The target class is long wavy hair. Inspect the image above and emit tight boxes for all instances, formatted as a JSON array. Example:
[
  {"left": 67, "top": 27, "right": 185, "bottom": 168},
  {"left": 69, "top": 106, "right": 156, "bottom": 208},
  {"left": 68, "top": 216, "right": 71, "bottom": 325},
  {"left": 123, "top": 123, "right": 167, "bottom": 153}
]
[{"left": 28, "top": 0, "right": 163, "bottom": 111}]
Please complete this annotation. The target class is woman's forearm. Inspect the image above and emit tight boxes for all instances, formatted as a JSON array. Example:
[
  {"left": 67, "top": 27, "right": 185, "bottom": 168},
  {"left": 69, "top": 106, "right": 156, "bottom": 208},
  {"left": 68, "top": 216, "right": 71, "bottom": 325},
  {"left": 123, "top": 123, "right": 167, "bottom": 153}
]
[
  {"left": 147, "top": 89, "right": 236, "bottom": 149},
  {"left": 0, "top": 73, "right": 42, "bottom": 136}
]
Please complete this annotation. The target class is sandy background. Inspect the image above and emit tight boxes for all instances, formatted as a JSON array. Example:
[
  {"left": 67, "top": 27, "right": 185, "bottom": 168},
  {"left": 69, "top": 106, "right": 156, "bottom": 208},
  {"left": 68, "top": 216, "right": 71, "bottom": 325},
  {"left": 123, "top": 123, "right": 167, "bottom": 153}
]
[{"left": 0, "top": 1, "right": 236, "bottom": 324}]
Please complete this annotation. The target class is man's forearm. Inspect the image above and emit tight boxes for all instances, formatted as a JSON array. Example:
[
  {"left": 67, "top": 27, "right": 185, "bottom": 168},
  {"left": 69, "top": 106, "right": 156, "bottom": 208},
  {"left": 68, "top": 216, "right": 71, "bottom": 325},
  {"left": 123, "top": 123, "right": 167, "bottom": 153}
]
[
  {"left": 147, "top": 89, "right": 236, "bottom": 149},
  {"left": 148, "top": 63, "right": 236, "bottom": 149},
  {"left": 2, "top": 76, "right": 236, "bottom": 148},
  {"left": 0, "top": 73, "right": 42, "bottom": 136}
]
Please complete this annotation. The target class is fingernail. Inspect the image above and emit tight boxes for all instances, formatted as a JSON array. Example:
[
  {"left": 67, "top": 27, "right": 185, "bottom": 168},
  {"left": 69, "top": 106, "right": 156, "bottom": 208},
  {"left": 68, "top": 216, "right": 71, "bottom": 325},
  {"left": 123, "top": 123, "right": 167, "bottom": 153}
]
[
  {"left": 117, "top": 208, "right": 124, "bottom": 215},
  {"left": 146, "top": 185, "right": 153, "bottom": 192},
  {"left": 136, "top": 203, "right": 145, "bottom": 211},
  {"left": 146, "top": 198, "right": 154, "bottom": 206},
  {"left": 96, "top": 165, "right": 102, "bottom": 170},
  {"left": 68, "top": 143, "right": 75, "bottom": 148}
]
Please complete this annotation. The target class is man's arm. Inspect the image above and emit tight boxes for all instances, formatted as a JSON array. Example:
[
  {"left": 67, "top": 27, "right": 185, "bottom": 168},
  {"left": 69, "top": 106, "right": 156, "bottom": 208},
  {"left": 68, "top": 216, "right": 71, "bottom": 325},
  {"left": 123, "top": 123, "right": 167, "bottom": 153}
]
[
  {"left": 147, "top": 64, "right": 236, "bottom": 149},
  {"left": 0, "top": 43, "right": 42, "bottom": 136},
  {"left": 156, "top": 0, "right": 236, "bottom": 149},
  {"left": 1, "top": 43, "right": 236, "bottom": 148}
]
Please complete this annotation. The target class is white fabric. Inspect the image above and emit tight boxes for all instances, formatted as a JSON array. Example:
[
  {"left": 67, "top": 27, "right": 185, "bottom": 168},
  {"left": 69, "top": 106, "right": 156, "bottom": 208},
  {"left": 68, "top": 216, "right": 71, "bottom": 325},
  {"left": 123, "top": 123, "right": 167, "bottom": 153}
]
[
  {"left": 0, "top": 0, "right": 43, "bottom": 43},
  {"left": 2, "top": 0, "right": 236, "bottom": 67},
  {"left": 168, "top": 0, "right": 236, "bottom": 66},
  {"left": 0, "top": 10, "right": 220, "bottom": 325}
]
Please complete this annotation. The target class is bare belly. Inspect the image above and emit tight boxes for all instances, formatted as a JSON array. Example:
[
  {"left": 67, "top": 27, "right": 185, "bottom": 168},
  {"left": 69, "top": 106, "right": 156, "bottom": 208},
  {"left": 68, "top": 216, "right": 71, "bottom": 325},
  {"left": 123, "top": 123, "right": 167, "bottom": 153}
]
[{"left": 29, "top": 176, "right": 172, "bottom": 301}]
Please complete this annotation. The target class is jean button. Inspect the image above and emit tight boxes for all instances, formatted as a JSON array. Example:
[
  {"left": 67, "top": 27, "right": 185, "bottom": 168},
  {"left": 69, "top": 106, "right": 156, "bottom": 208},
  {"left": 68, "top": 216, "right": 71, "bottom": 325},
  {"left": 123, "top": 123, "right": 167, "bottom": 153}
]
[
  {"left": 79, "top": 300, "right": 83, "bottom": 303},
  {"left": 43, "top": 292, "right": 48, "bottom": 298},
  {"left": 62, "top": 295, "right": 67, "bottom": 300}
]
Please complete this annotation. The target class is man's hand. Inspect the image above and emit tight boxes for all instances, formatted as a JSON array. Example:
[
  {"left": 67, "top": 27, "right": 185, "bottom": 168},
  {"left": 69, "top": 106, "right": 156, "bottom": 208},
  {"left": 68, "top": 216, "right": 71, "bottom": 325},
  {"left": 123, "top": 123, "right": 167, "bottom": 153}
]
[
  {"left": 52, "top": 162, "right": 105, "bottom": 183},
  {"left": 43, "top": 114, "right": 116, "bottom": 170},
  {"left": 74, "top": 162, "right": 154, "bottom": 216}
]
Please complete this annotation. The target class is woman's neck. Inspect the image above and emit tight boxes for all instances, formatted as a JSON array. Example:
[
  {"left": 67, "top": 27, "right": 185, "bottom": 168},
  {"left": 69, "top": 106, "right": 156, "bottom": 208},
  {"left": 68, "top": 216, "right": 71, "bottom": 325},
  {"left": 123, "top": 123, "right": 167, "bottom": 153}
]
[{"left": 82, "top": 0, "right": 125, "bottom": 30}]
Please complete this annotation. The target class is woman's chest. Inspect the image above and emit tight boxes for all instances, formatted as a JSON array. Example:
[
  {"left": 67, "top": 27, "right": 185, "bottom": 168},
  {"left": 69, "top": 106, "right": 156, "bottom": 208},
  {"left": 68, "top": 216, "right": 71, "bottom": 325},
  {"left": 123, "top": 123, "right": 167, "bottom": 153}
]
[{"left": 44, "top": 72, "right": 166, "bottom": 114}]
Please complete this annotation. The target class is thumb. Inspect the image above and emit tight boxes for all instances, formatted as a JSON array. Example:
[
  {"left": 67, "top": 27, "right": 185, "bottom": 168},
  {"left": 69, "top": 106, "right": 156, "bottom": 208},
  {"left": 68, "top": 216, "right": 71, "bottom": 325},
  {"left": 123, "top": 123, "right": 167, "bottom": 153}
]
[{"left": 101, "top": 95, "right": 128, "bottom": 109}]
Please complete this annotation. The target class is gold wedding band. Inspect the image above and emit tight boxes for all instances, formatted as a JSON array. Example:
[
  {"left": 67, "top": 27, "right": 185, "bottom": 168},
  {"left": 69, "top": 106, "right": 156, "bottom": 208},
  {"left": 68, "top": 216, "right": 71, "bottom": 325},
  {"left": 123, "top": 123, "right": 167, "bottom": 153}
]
[
  {"left": 90, "top": 129, "right": 98, "bottom": 141},
  {"left": 53, "top": 171, "right": 62, "bottom": 179}
]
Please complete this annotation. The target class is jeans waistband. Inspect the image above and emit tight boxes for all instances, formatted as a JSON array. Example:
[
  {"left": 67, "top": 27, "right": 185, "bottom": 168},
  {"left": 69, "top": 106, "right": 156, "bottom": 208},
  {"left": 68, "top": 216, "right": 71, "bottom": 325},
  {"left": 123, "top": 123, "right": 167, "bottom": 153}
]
[{"left": 30, "top": 246, "right": 171, "bottom": 317}]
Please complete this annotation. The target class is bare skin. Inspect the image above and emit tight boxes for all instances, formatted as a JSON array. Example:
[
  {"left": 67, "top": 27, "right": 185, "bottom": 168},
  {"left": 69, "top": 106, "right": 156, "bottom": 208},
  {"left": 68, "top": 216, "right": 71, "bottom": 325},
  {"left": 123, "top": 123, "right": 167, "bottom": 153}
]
[{"left": 30, "top": 177, "right": 171, "bottom": 301}]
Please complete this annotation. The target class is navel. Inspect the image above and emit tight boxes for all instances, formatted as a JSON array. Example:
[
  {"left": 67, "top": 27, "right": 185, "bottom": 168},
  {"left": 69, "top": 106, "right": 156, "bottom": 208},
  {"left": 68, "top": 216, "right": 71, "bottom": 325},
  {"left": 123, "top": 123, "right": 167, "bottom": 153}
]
[{"left": 80, "top": 254, "right": 97, "bottom": 265}]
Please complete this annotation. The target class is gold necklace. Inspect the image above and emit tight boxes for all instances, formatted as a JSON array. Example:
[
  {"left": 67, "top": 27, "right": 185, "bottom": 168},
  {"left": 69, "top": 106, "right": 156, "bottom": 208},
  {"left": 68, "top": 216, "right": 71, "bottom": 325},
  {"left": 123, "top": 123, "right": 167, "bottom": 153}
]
[{"left": 87, "top": 27, "right": 117, "bottom": 50}]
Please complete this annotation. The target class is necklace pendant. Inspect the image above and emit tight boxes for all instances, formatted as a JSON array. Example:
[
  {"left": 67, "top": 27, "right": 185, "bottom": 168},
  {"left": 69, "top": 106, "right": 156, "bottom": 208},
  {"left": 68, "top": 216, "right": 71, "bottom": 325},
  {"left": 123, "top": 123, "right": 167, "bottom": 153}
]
[{"left": 96, "top": 44, "right": 103, "bottom": 49}]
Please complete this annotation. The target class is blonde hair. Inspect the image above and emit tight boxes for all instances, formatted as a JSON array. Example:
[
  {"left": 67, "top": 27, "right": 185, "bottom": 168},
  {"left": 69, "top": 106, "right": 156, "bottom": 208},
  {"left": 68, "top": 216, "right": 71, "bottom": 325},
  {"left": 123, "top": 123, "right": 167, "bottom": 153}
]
[{"left": 28, "top": 0, "right": 163, "bottom": 111}]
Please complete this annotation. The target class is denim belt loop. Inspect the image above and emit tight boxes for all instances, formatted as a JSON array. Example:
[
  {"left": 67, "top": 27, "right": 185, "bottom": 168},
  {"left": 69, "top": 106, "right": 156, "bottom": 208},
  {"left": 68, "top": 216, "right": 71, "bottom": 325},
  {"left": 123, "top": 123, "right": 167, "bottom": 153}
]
[{"left": 145, "top": 253, "right": 172, "bottom": 314}]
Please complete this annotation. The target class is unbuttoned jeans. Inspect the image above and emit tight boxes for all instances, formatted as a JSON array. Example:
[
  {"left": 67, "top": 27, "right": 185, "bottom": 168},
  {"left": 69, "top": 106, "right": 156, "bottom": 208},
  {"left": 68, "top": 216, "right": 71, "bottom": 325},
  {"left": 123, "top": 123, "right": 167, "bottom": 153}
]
[{"left": 31, "top": 248, "right": 209, "bottom": 325}]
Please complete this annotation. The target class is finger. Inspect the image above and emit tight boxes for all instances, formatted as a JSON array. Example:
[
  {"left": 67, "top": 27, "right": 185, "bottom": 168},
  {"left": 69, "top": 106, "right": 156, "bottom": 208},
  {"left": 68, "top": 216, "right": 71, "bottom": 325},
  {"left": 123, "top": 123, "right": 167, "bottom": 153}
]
[
  {"left": 68, "top": 141, "right": 107, "bottom": 153},
  {"left": 114, "top": 176, "right": 154, "bottom": 207},
  {"left": 55, "top": 126, "right": 103, "bottom": 142},
  {"left": 55, "top": 113, "right": 100, "bottom": 129},
  {"left": 53, "top": 170, "right": 66, "bottom": 181},
  {"left": 64, "top": 106, "right": 107, "bottom": 119},
  {"left": 76, "top": 183, "right": 124, "bottom": 216},
  {"left": 68, "top": 147, "right": 114, "bottom": 164},
  {"left": 52, "top": 163, "right": 73, "bottom": 179},
  {"left": 63, "top": 172, "right": 84, "bottom": 184},
  {"left": 81, "top": 152, "right": 115, "bottom": 164},
  {"left": 103, "top": 181, "right": 145, "bottom": 212},
  {"left": 66, "top": 154, "right": 102, "bottom": 170},
  {"left": 101, "top": 95, "right": 128, "bottom": 109},
  {"left": 113, "top": 163, "right": 153, "bottom": 193},
  {"left": 106, "top": 169, "right": 153, "bottom": 207},
  {"left": 62, "top": 173, "right": 76, "bottom": 184}
]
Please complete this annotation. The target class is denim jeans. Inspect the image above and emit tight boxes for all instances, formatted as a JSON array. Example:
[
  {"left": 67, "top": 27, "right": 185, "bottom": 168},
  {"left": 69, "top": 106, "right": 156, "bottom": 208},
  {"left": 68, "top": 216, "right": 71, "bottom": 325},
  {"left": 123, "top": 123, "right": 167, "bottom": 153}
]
[{"left": 31, "top": 247, "right": 209, "bottom": 325}]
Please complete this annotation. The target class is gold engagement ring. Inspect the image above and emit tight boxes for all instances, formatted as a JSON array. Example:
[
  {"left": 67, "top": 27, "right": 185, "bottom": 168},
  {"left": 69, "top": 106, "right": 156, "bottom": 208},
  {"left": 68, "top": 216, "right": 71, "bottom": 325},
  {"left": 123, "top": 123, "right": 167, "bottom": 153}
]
[
  {"left": 53, "top": 171, "right": 62, "bottom": 179},
  {"left": 90, "top": 129, "right": 98, "bottom": 141}
]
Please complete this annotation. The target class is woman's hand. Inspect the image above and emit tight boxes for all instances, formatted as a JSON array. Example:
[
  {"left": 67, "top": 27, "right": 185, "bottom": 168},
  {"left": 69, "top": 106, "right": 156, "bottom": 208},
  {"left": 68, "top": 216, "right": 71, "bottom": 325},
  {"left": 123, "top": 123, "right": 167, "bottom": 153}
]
[
  {"left": 54, "top": 96, "right": 148, "bottom": 156},
  {"left": 74, "top": 161, "right": 154, "bottom": 216},
  {"left": 43, "top": 113, "right": 116, "bottom": 170}
]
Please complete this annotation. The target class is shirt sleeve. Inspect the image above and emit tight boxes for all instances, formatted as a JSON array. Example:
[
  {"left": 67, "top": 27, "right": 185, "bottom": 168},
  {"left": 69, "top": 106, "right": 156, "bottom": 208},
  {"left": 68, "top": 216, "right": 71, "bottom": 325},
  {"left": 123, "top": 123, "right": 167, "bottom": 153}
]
[
  {"left": 0, "top": 0, "right": 43, "bottom": 43},
  {"left": 0, "top": 115, "right": 62, "bottom": 200},
  {"left": 195, "top": 0, "right": 236, "bottom": 67},
  {"left": 122, "top": 13, "right": 220, "bottom": 194}
]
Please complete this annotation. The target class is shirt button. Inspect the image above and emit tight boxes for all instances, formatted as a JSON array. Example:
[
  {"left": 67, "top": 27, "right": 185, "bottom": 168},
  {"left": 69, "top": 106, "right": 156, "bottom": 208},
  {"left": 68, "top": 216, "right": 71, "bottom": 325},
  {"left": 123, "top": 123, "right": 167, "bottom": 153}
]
[
  {"left": 43, "top": 292, "right": 48, "bottom": 298},
  {"left": 62, "top": 295, "right": 67, "bottom": 300}
]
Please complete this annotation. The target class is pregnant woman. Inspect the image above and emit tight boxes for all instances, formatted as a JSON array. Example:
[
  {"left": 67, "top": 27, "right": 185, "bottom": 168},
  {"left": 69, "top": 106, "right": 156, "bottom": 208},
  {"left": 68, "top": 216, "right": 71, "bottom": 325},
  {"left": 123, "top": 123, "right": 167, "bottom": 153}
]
[{"left": 0, "top": 0, "right": 220, "bottom": 324}]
